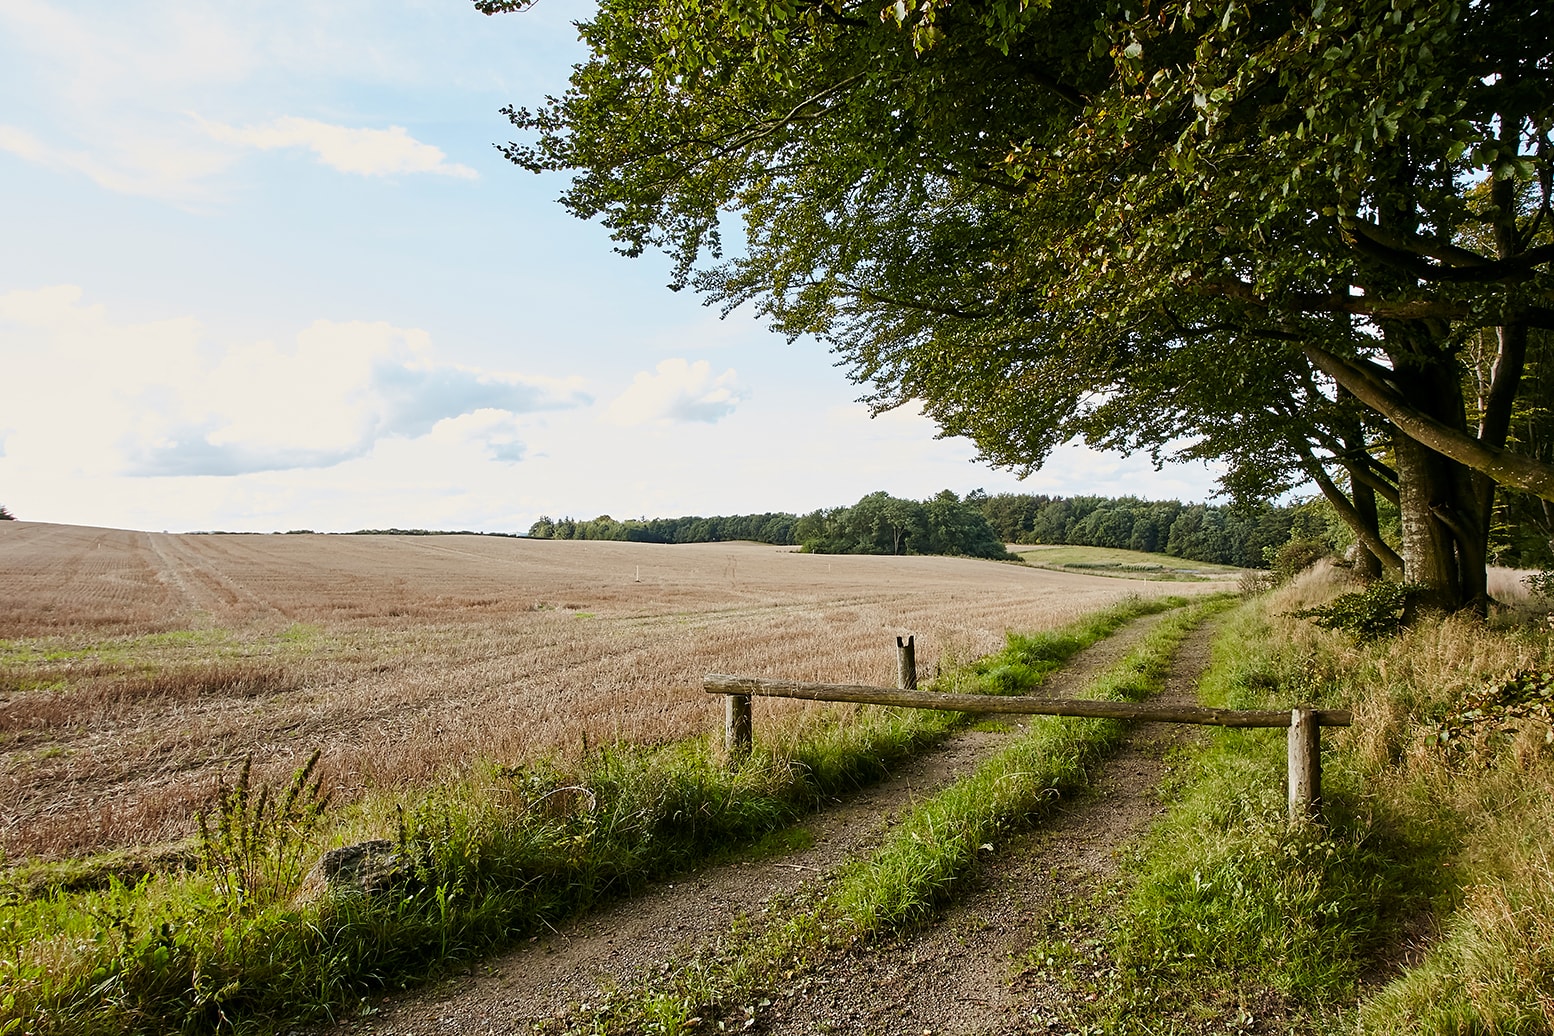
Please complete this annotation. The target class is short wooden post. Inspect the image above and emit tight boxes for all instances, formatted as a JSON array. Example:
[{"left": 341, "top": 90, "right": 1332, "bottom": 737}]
[
  {"left": 725, "top": 693, "right": 752, "bottom": 764},
  {"left": 1287, "top": 706, "right": 1321, "bottom": 825},
  {"left": 897, "top": 635, "right": 917, "bottom": 691}
]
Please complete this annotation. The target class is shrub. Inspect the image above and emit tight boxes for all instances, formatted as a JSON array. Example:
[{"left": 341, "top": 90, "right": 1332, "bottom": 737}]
[
  {"left": 1239, "top": 569, "right": 1279, "bottom": 597},
  {"left": 1436, "top": 668, "right": 1554, "bottom": 759},
  {"left": 1523, "top": 568, "right": 1554, "bottom": 600},
  {"left": 1290, "top": 580, "right": 1424, "bottom": 642}
]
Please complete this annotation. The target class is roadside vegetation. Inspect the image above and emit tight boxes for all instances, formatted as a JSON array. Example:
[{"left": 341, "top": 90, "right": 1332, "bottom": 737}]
[
  {"left": 0, "top": 596, "right": 1184, "bottom": 1036},
  {"left": 1025, "top": 563, "right": 1554, "bottom": 1034},
  {"left": 449, "top": 556, "right": 1550, "bottom": 1036}
]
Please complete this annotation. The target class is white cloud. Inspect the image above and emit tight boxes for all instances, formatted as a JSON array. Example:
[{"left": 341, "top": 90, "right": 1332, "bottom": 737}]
[
  {"left": 0, "top": 286, "right": 582, "bottom": 478},
  {"left": 0, "top": 1, "right": 253, "bottom": 199},
  {"left": 0, "top": 4, "right": 486, "bottom": 199},
  {"left": 0, "top": 119, "right": 233, "bottom": 199},
  {"left": 428, "top": 410, "right": 528, "bottom": 464},
  {"left": 607, "top": 358, "right": 745, "bottom": 426},
  {"left": 202, "top": 116, "right": 477, "bottom": 179}
]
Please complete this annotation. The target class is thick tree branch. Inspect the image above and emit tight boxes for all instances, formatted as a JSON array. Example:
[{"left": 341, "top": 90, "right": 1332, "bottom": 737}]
[
  {"left": 1198, "top": 279, "right": 1473, "bottom": 321},
  {"left": 1343, "top": 224, "right": 1554, "bottom": 283},
  {"left": 1303, "top": 342, "right": 1554, "bottom": 501},
  {"left": 1009, "top": 58, "right": 1089, "bottom": 109},
  {"left": 1346, "top": 455, "right": 1403, "bottom": 506},
  {"left": 1480, "top": 322, "right": 1529, "bottom": 449},
  {"left": 1344, "top": 216, "right": 1494, "bottom": 267}
]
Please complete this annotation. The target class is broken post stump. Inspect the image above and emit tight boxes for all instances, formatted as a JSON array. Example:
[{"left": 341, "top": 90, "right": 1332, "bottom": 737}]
[{"left": 897, "top": 635, "right": 917, "bottom": 691}]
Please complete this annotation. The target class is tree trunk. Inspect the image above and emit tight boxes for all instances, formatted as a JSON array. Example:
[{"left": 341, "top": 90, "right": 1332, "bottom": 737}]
[{"left": 1395, "top": 433, "right": 1463, "bottom": 608}]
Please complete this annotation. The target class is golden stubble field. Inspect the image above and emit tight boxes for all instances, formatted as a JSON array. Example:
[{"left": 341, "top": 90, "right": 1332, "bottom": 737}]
[{"left": 0, "top": 521, "right": 1231, "bottom": 861}]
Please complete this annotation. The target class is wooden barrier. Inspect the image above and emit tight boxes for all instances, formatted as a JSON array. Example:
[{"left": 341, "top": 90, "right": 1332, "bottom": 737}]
[{"left": 708, "top": 661, "right": 1350, "bottom": 825}]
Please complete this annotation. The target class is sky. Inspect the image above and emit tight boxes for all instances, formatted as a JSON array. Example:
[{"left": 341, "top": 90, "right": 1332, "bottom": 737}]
[{"left": 0, "top": 0, "right": 1223, "bottom": 534}]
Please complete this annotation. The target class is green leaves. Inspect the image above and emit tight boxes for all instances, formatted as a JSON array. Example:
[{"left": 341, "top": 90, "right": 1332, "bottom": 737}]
[
  {"left": 496, "top": 0, "right": 1554, "bottom": 606},
  {"left": 1436, "top": 668, "right": 1554, "bottom": 758}
]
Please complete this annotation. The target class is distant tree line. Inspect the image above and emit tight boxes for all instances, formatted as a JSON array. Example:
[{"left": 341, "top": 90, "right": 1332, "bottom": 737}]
[
  {"left": 0, "top": 504, "right": 14, "bottom": 521},
  {"left": 528, "top": 490, "right": 1355, "bottom": 568},
  {"left": 795, "top": 491, "right": 1013, "bottom": 559},
  {"left": 527, "top": 491, "right": 1006, "bottom": 561},
  {"left": 527, "top": 511, "right": 801, "bottom": 546},
  {"left": 976, "top": 493, "right": 1306, "bottom": 570}
]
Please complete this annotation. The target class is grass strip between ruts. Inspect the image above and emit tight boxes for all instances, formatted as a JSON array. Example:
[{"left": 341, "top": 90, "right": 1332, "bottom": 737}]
[
  {"left": 564, "top": 594, "right": 1235, "bottom": 1036},
  {"left": 2, "top": 595, "right": 1192, "bottom": 1036}
]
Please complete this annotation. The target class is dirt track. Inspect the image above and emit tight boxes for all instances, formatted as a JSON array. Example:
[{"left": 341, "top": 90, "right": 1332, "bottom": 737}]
[{"left": 323, "top": 611, "right": 1218, "bottom": 1036}]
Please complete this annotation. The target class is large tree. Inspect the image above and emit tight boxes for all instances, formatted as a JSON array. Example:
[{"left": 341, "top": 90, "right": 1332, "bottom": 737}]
[{"left": 495, "top": 0, "right": 1554, "bottom": 610}]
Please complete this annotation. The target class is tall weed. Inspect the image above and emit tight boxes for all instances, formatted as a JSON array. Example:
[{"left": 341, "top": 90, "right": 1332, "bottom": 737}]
[{"left": 197, "top": 751, "right": 329, "bottom": 911}]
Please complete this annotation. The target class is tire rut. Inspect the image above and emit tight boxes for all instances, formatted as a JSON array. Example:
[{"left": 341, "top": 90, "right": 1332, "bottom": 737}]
[{"left": 325, "top": 611, "right": 1178, "bottom": 1036}]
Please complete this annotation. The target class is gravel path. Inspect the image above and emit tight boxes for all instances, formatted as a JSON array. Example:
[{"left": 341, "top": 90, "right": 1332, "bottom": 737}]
[
  {"left": 322, "top": 610, "right": 1193, "bottom": 1036},
  {"left": 753, "top": 618, "right": 1220, "bottom": 1035}
]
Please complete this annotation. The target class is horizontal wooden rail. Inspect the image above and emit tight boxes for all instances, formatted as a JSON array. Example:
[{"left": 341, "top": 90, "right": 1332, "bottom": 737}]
[{"left": 704, "top": 674, "right": 1352, "bottom": 729}]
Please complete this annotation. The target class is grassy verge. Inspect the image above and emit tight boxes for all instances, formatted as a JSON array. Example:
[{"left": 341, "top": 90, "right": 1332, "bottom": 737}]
[
  {"left": 1027, "top": 572, "right": 1554, "bottom": 1034},
  {"left": 1, "top": 595, "right": 1186, "bottom": 1036},
  {"left": 562, "top": 595, "right": 1233, "bottom": 1035}
]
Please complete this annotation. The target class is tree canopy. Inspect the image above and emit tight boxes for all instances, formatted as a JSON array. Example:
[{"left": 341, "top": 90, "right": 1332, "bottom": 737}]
[{"left": 496, "top": 0, "right": 1554, "bottom": 610}]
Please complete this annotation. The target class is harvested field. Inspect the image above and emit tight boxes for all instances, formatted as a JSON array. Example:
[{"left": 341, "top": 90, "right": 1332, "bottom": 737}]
[{"left": 0, "top": 521, "right": 1231, "bottom": 860}]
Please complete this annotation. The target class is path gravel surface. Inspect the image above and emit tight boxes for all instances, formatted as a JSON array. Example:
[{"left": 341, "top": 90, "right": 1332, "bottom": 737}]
[{"left": 321, "top": 610, "right": 1209, "bottom": 1036}]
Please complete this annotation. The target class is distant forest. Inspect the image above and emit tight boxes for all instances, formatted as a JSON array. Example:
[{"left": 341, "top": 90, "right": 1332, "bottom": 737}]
[{"left": 526, "top": 491, "right": 1336, "bottom": 569}]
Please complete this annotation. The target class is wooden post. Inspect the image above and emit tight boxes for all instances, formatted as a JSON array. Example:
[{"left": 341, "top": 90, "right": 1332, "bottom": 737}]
[
  {"left": 725, "top": 692, "right": 752, "bottom": 764},
  {"left": 1287, "top": 706, "right": 1321, "bottom": 825},
  {"left": 897, "top": 635, "right": 917, "bottom": 691}
]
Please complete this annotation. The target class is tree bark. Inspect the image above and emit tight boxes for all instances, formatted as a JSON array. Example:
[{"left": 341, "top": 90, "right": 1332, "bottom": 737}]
[
  {"left": 1348, "top": 473, "right": 1386, "bottom": 579},
  {"left": 1395, "top": 433, "right": 1463, "bottom": 608}
]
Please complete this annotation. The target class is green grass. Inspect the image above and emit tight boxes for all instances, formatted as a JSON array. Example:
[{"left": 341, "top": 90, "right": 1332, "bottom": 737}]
[
  {"left": 1021, "top": 592, "right": 1544, "bottom": 1035},
  {"left": 569, "top": 595, "right": 1234, "bottom": 1035},
  {"left": 0, "top": 628, "right": 244, "bottom": 666},
  {"left": 1012, "top": 544, "right": 1243, "bottom": 581},
  {"left": 1, "top": 595, "right": 1186, "bottom": 1036}
]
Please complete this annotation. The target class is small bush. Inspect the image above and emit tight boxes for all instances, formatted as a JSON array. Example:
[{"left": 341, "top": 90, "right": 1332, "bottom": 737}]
[
  {"left": 1524, "top": 569, "right": 1554, "bottom": 600},
  {"left": 1239, "top": 569, "right": 1278, "bottom": 597},
  {"left": 1291, "top": 580, "right": 1424, "bottom": 642},
  {"left": 1436, "top": 668, "right": 1554, "bottom": 759}
]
